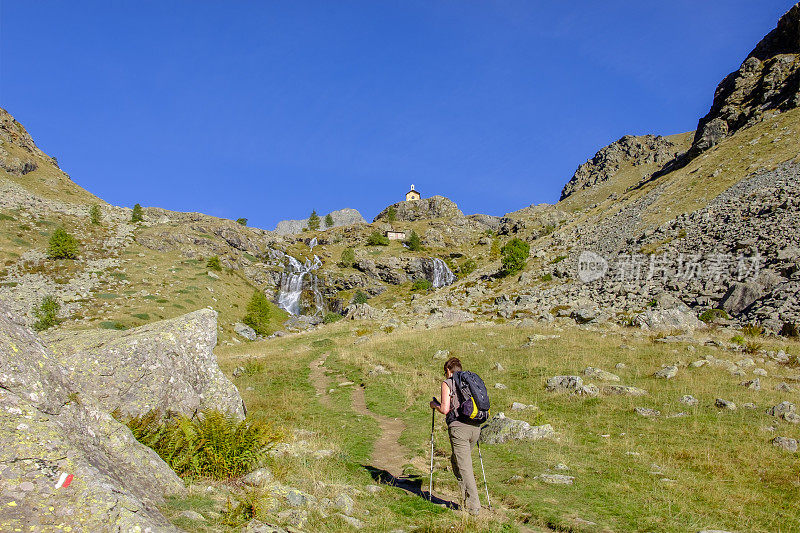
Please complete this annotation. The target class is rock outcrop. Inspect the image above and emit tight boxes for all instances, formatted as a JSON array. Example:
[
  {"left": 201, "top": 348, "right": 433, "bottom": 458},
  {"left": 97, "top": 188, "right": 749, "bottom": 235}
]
[
  {"left": 45, "top": 309, "right": 245, "bottom": 419},
  {"left": 560, "top": 135, "right": 686, "bottom": 200},
  {"left": 373, "top": 196, "right": 464, "bottom": 222},
  {"left": 274, "top": 208, "right": 367, "bottom": 235},
  {"left": 0, "top": 301, "right": 184, "bottom": 531},
  {"left": 689, "top": 3, "right": 800, "bottom": 157}
]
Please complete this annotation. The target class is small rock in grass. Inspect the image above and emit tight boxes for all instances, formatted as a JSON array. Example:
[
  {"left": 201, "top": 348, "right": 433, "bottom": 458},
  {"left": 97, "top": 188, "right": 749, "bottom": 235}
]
[
  {"left": 767, "top": 401, "right": 796, "bottom": 418},
  {"left": 690, "top": 360, "right": 707, "bottom": 368},
  {"left": 715, "top": 399, "right": 736, "bottom": 410},
  {"left": 511, "top": 402, "right": 537, "bottom": 411},
  {"left": 243, "top": 519, "right": 289, "bottom": 533},
  {"left": 364, "top": 484, "right": 381, "bottom": 494},
  {"left": 277, "top": 509, "right": 308, "bottom": 529},
  {"left": 495, "top": 383, "right": 508, "bottom": 390},
  {"left": 242, "top": 467, "right": 274, "bottom": 487},
  {"left": 178, "top": 510, "right": 206, "bottom": 522},
  {"left": 634, "top": 407, "right": 660, "bottom": 417},
  {"left": 679, "top": 395, "right": 699, "bottom": 406},
  {"left": 785, "top": 412, "right": 800, "bottom": 424},
  {"left": 334, "top": 494, "right": 354, "bottom": 515},
  {"left": 772, "top": 436, "right": 799, "bottom": 453},
  {"left": 602, "top": 385, "right": 648, "bottom": 396},
  {"left": 546, "top": 375, "right": 583, "bottom": 392},
  {"left": 743, "top": 403, "right": 757, "bottom": 410},
  {"left": 739, "top": 378, "right": 761, "bottom": 391},
  {"left": 554, "top": 463, "right": 569, "bottom": 471},
  {"left": 583, "top": 366, "right": 620, "bottom": 382},
  {"left": 493, "top": 362, "right": 505, "bottom": 372},
  {"left": 337, "top": 514, "right": 365, "bottom": 529},
  {"left": 774, "top": 382, "right": 794, "bottom": 392},
  {"left": 654, "top": 365, "right": 678, "bottom": 379},
  {"left": 536, "top": 474, "right": 574, "bottom": 484},
  {"left": 752, "top": 368, "right": 767, "bottom": 377},
  {"left": 433, "top": 349, "right": 450, "bottom": 360}
]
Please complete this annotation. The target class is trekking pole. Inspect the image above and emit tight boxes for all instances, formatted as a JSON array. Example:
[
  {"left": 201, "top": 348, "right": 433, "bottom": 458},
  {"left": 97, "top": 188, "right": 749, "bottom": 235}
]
[
  {"left": 477, "top": 441, "right": 491, "bottom": 510},
  {"left": 428, "top": 401, "right": 435, "bottom": 500}
]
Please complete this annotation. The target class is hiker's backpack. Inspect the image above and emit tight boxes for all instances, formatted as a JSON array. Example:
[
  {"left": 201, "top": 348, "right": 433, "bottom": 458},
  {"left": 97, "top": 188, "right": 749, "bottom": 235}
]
[{"left": 447, "top": 370, "right": 491, "bottom": 424}]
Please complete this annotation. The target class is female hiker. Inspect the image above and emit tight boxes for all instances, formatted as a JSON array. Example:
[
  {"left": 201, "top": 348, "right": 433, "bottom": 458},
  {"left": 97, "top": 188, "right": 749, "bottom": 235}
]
[{"left": 430, "top": 357, "right": 482, "bottom": 516}]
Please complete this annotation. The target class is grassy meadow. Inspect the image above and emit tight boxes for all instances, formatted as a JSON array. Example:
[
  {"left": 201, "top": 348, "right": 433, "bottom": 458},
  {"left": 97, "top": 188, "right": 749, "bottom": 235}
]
[{"left": 160, "top": 320, "right": 800, "bottom": 532}]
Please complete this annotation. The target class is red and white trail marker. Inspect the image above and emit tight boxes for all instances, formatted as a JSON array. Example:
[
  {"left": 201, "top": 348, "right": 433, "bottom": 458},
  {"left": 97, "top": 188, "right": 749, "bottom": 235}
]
[{"left": 55, "top": 473, "right": 73, "bottom": 489}]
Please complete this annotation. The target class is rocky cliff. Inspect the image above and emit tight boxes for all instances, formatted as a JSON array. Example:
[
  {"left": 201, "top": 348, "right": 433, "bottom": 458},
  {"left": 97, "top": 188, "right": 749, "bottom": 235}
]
[
  {"left": 0, "top": 301, "right": 185, "bottom": 531},
  {"left": 690, "top": 3, "right": 800, "bottom": 156},
  {"left": 373, "top": 195, "right": 464, "bottom": 222},
  {"left": 274, "top": 208, "right": 367, "bottom": 235}
]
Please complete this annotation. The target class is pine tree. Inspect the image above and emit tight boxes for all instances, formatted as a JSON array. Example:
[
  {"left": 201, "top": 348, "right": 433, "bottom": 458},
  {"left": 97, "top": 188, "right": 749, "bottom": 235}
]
[
  {"left": 131, "top": 203, "right": 144, "bottom": 223},
  {"left": 47, "top": 227, "right": 79, "bottom": 259},
  {"left": 325, "top": 213, "right": 334, "bottom": 228},
  {"left": 308, "top": 210, "right": 320, "bottom": 231}
]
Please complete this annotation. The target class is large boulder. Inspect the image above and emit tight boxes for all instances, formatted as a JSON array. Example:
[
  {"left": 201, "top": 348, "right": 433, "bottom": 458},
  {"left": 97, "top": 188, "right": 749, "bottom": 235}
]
[
  {"left": 45, "top": 309, "right": 245, "bottom": 419},
  {"left": 479, "top": 413, "right": 554, "bottom": 444},
  {"left": 0, "top": 301, "right": 184, "bottom": 531},
  {"left": 635, "top": 292, "right": 703, "bottom": 332},
  {"left": 719, "top": 270, "right": 785, "bottom": 315},
  {"left": 373, "top": 196, "right": 464, "bottom": 222}
]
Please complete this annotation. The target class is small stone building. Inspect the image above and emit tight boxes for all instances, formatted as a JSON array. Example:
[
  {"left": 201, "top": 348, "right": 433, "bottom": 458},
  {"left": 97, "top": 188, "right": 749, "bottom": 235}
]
[
  {"left": 405, "top": 184, "right": 421, "bottom": 201},
  {"left": 386, "top": 230, "right": 406, "bottom": 241}
]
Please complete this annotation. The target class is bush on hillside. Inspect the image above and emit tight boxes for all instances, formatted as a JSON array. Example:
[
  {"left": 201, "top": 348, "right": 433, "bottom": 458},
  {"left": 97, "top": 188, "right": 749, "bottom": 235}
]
[
  {"left": 308, "top": 210, "right": 320, "bottom": 231},
  {"left": 458, "top": 258, "right": 477, "bottom": 277},
  {"left": 781, "top": 321, "right": 799, "bottom": 338},
  {"left": 118, "top": 409, "right": 281, "bottom": 480},
  {"left": 699, "top": 308, "right": 730, "bottom": 323},
  {"left": 90, "top": 204, "right": 101, "bottom": 225},
  {"left": 352, "top": 290, "right": 369, "bottom": 305},
  {"left": 325, "top": 213, "right": 334, "bottom": 228},
  {"left": 236, "top": 218, "right": 248, "bottom": 226},
  {"left": 500, "top": 238, "right": 530, "bottom": 276},
  {"left": 489, "top": 239, "right": 500, "bottom": 260},
  {"left": 405, "top": 230, "right": 422, "bottom": 251},
  {"left": 366, "top": 231, "right": 389, "bottom": 246},
  {"left": 339, "top": 247, "right": 356, "bottom": 268},
  {"left": 323, "top": 312, "right": 343, "bottom": 324},
  {"left": 47, "top": 227, "right": 79, "bottom": 259},
  {"left": 207, "top": 255, "right": 223, "bottom": 271},
  {"left": 33, "top": 295, "right": 59, "bottom": 332},
  {"left": 411, "top": 278, "right": 432, "bottom": 292},
  {"left": 386, "top": 206, "right": 397, "bottom": 222},
  {"left": 131, "top": 203, "right": 144, "bottom": 223},
  {"left": 242, "top": 290, "right": 272, "bottom": 336}
]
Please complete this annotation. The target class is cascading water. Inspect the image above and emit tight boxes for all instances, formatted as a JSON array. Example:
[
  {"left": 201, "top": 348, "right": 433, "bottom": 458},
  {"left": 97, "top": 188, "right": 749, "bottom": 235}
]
[
  {"left": 423, "top": 257, "right": 456, "bottom": 288},
  {"left": 276, "top": 254, "right": 323, "bottom": 315}
]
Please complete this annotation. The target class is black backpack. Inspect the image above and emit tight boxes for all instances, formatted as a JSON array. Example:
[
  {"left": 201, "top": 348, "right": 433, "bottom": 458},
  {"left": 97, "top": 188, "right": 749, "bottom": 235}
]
[{"left": 447, "top": 370, "right": 491, "bottom": 425}]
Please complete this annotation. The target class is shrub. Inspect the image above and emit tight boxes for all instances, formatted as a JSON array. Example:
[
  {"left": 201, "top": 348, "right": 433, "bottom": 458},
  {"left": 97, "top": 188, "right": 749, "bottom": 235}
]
[
  {"left": 550, "top": 255, "right": 568, "bottom": 264},
  {"left": 89, "top": 204, "right": 101, "bottom": 225},
  {"left": 242, "top": 290, "right": 272, "bottom": 336},
  {"left": 325, "top": 213, "right": 334, "bottom": 228},
  {"left": 405, "top": 230, "right": 422, "bottom": 251},
  {"left": 386, "top": 206, "right": 397, "bottom": 222},
  {"left": 458, "top": 258, "right": 477, "bottom": 277},
  {"left": 307, "top": 210, "right": 320, "bottom": 231},
  {"left": 33, "top": 295, "right": 59, "bottom": 331},
  {"left": 323, "top": 312, "right": 343, "bottom": 324},
  {"left": 744, "top": 340, "right": 763, "bottom": 354},
  {"left": 699, "top": 308, "right": 730, "bottom": 323},
  {"left": 500, "top": 238, "right": 529, "bottom": 276},
  {"left": 339, "top": 247, "right": 356, "bottom": 268},
  {"left": 236, "top": 218, "right": 248, "bottom": 226},
  {"left": 130, "top": 203, "right": 144, "bottom": 223},
  {"left": 412, "top": 278, "right": 432, "bottom": 292},
  {"left": 540, "top": 224, "right": 556, "bottom": 236},
  {"left": 540, "top": 273, "right": 553, "bottom": 282},
  {"left": 47, "top": 227, "right": 79, "bottom": 259},
  {"left": 352, "top": 290, "right": 369, "bottom": 305},
  {"left": 207, "top": 256, "right": 222, "bottom": 271},
  {"left": 119, "top": 409, "right": 281, "bottom": 480},
  {"left": 742, "top": 322, "right": 764, "bottom": 338},
  {"left": 781, "top": 322, "right": 799, "bottom": 338},
  {"left": 731, "top": 335, "right": 745, "bottom": 346},
  {"left": 366, "top": 231, "right": 389, "bottom": 246}
]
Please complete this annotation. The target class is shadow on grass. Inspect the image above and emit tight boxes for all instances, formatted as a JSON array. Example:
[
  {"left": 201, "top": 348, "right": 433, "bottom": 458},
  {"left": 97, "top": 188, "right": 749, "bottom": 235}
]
[{"left": 363, "top": 465, "right": 459, "bottom": 510}]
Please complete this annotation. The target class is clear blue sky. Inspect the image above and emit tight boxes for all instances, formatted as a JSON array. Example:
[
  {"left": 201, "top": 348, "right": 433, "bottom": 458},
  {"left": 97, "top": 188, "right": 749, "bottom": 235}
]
[{"left": 1, "top": 1, "right": 795, "bottom": 229}]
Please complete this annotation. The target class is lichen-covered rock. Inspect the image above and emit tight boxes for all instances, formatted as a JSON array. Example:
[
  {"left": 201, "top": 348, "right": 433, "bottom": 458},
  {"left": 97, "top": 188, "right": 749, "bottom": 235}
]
[
  {"left": 45, "top": 308, "right": 245, "bottom": 419},
  {"left": 479, "top": 413, "right": 554, "bottom": 444},
  {"left": 0, "top": 301, "right": 184, "bottom": 532}
]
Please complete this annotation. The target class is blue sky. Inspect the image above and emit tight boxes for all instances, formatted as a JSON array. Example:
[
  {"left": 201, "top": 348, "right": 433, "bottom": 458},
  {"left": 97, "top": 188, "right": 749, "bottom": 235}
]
[{"left": 0, "top": 1, "right": 795, "bottom": 229}]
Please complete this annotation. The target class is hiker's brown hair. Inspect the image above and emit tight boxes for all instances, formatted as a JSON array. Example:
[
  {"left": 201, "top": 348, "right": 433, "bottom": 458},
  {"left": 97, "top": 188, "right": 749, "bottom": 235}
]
[{"left": 444, "top": 357, "right": 462, "bottom": 375}]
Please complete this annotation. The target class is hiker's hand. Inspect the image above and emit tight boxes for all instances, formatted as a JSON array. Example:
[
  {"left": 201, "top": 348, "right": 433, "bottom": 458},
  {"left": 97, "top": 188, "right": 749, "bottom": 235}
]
[{"left": 430, "top": 399, "right": 440, "bottom": 409}]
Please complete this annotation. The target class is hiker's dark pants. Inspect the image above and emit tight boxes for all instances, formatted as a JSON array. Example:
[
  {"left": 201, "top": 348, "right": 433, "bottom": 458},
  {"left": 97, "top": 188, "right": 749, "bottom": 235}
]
[{"left": 448, "top": 421, "right": 481, "bottom": 513}]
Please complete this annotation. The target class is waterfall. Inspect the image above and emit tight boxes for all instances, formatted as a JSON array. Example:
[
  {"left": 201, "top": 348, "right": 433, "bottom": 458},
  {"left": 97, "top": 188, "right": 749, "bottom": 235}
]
[
  {"left": 423, "top": 258, "right": 456, "bottom": 288},
  {"left": 276, "top": 254, "right": 323, "bottom": 315},
  {"left": 308, "top": 237, "right": 318, "bottom": 251}
]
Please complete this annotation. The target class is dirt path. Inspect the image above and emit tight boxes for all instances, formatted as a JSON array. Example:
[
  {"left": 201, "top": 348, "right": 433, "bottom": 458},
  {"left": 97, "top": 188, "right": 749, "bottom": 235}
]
[
  {"left": 351, "top": 384, "right": 410, "bottom": 472},
  {"left": 308, "top": 355, "right": 330, "bottom": 406}
]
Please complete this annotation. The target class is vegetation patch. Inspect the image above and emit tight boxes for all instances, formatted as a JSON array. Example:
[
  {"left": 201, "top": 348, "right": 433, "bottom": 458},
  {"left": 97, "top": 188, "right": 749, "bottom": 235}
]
[{"left": 33, "top": 295, "right": 59, "bottom": 332}]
